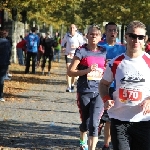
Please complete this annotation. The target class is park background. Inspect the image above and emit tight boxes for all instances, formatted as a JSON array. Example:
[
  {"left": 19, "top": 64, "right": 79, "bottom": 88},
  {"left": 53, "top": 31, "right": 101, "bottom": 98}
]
[{"left": 0, "top": 0, "right": 150, "bottom": 63}]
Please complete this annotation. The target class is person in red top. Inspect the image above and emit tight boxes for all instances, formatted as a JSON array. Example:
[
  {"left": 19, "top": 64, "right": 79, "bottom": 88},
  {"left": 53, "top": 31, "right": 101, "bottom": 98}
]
[
  {"left": 145, "top": 37, "right": 150, "bottom": 55},
  {"left": 16, "top": 35, "right": 26, "bottom": 65}
]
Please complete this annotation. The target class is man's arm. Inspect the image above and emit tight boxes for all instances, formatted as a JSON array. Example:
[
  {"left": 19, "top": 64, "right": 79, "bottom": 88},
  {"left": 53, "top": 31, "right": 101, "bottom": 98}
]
[
  {"left": 99, "top": 79, "right": 115, "bottom": 110},
  {"left": 140, "top": 96, "right": 150, "bottom": 115},
  {"left": 99, "top": 79, "right": 111, "bottom": 98}
]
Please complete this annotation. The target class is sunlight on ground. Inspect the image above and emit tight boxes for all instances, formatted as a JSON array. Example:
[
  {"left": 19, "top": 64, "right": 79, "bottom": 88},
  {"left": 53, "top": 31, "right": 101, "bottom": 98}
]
[{"left": 4, "top": 62, "right": 60, "bottom": 102}]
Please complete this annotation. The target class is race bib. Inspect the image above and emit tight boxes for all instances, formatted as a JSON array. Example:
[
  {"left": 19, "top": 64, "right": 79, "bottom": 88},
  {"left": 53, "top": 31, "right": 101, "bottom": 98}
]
[
  {"left": 67, "top": 53, "right": 74, "bottom": 59},
  {"left": 87, "top": 68, "right": 103, "bottom": 80},
  {"left": 119, "top": 88, "right": 142, "bottom": 102}
]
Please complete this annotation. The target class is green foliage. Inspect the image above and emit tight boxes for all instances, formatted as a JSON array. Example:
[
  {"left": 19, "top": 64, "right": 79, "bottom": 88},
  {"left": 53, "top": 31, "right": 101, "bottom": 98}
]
[{"left": 1, "top": 0, "right": 150, "bottom": 30}]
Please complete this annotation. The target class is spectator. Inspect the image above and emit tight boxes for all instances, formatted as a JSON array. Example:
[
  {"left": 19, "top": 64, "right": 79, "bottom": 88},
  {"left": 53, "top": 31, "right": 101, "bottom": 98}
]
[
  {"left": 0, "top": 30, "right": 11, "bottom": 101},
  {"left": 16, "top": 35, "right": 26, "bottom": 65},
  {"left": 41, "top": 32, "right": 54, "bottom": 75},
  {"left": 24, "top": 27, "right": 40, "bottom": 74},
  {"left": 3, "top": 29, "right": 12, "bottom": 80},
  {"left": 53, "top": 32, "right": 61, "bottom": 62},
  {"left": 37, "top": 33, "right": 45, "bottom": 68}
]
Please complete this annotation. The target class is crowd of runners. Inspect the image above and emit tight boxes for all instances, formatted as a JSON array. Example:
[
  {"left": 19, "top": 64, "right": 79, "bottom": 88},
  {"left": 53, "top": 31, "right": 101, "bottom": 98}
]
[
  {"left": 66, "top": 21, "right": 150, "bottom": 150},
  {"left": 1, "top": 20, "right": 150, "bottom": 150}
]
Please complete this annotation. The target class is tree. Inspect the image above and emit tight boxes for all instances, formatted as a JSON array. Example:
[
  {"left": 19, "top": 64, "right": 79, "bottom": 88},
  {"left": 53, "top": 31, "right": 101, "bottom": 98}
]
[{"left": 1, "top": 0, "right": 150, "bottom": 30}]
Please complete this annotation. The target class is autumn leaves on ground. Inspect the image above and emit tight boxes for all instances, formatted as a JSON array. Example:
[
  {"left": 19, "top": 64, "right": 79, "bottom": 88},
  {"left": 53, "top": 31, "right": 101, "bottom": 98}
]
[{"left": 4, "top": 62, "right": 60, "bottom": 102}]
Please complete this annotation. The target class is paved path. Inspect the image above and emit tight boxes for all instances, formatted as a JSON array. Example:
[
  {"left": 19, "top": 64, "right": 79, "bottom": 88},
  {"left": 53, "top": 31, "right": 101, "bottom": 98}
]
[{"left": 0, "top": 58, "right": 109, "bottom": 150}]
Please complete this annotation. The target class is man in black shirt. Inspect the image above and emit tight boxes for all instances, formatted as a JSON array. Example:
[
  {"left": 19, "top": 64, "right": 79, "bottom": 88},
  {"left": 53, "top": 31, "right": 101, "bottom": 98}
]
[{"left": 41, "top": 32, "right": 54, "bottom": 76}]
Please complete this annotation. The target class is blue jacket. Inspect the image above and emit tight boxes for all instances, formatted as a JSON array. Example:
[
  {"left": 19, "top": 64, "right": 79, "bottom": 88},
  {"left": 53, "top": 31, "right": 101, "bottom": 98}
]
[
  {"left": 0, "top": 38, "right": 11, "bottom": 66},
  {"left": 25, "top": 33, "right": 40, "bottom": 53}
]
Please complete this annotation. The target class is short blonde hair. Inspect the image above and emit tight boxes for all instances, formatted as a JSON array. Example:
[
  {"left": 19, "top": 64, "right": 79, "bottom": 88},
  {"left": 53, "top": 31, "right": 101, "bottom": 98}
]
[
  {"left": 126, "top": 21, "right": 146, "bottom": 34},
  {"left": 87, "top": 24, "right": 101, "bottom": 35}
]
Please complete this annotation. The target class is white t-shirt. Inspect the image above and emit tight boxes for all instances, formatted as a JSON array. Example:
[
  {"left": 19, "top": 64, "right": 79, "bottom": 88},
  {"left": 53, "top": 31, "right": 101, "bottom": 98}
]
[
  {"left": 103, "top": 52, "right": 150, "bottom": 122},
  {"left": 61, "top": 32, "right": 84, "bottom": 55}
]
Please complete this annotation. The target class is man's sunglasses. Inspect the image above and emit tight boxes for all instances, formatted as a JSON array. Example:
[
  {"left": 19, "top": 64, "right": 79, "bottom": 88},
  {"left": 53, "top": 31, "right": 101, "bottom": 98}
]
[{"left": 127, "top": 33, "right": 145, "bottom": 40}]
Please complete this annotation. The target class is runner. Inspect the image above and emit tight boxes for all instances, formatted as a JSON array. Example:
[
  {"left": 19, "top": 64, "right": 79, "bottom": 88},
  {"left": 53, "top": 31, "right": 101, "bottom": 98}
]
[
  {"left": 61, "top": 24, "right": 84, "bottom": 92},
  {"left": 98, "top": 22, "right": 126, "bottom": 150},
  {"left": 68, "top": 25, "right": 105, "bottom": 150},
  {"left": 99, "top": 20, "right": 150, "bottom": 150}
]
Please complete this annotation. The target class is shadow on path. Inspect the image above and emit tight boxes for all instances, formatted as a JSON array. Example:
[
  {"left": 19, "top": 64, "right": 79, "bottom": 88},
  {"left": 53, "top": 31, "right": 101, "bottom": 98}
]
[
  {"left": 0, "top": 120, "right": 104, "bottom": 149},
  {"left": 0, "top": 120, "right": 79, "bottom": 149}
]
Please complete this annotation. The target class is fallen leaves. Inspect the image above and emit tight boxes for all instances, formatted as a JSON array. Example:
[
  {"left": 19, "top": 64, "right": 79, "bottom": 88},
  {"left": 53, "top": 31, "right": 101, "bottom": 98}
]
[{"left": 4, "top": 62, "right": 59, "bottom": 102}]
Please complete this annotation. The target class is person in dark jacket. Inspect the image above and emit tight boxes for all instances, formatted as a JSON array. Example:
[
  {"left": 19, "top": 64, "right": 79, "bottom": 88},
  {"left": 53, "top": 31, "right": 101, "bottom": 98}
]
[
  {"left": 37, "top": 33, "right": 44, "bottom": 67},
  {"left": 0, "top": 30, "right": 11, "bottom": 101},
  {"left": 3, "top": 29, "right": 12, "bottom": 80},
  {"left": 41, "top": 32, "right": 54, "bottom": 75}
]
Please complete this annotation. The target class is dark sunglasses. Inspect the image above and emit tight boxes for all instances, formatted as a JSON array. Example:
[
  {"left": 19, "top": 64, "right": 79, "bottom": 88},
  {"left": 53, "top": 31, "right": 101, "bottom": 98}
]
[{"left": 127, "top": 33, "right": 145, "bottom": 40}]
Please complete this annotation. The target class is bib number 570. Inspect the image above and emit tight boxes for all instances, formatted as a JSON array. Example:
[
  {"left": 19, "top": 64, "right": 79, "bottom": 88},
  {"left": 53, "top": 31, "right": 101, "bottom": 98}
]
[{"left": 119, "top": 89, "right": 142, "bottom": 101}]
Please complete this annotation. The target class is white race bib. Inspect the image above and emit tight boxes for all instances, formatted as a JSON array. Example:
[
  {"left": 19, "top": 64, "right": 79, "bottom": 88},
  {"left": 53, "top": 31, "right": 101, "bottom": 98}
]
[{"left": 87, "top": 68, "right": 103, "bottom": 80}]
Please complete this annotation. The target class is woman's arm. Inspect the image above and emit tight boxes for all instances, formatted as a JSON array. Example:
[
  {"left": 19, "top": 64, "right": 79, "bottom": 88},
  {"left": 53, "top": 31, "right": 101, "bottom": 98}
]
[
  {"left": 67, "top": 56, "right": 89, "bottom": 77},
  {"left": 68, "top": 56, "right": 99, "bottom": 77}
]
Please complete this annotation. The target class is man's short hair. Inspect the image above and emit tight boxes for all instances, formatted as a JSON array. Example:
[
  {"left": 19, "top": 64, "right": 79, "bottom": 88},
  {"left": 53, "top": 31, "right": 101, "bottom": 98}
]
[
  {"left": 126, "top": 20, "right": 146, "bottom": 34},
  {"left": 105, "top": 22, "right": 117, "bottom": 30},
  {"left": 31, "top": 27, "right": 37, "bottom": 33}
]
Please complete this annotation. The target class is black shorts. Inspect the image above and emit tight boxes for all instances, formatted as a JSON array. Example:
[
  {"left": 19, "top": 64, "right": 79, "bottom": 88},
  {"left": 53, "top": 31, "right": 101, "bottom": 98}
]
[
  {"left": 111, "top": 118, "right": 150, "bottom": 150},
  {"left": 65, "top": 55, "right": 72, "bottom": 64}
]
